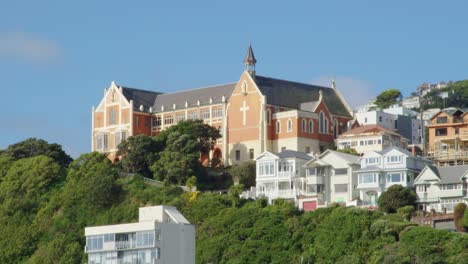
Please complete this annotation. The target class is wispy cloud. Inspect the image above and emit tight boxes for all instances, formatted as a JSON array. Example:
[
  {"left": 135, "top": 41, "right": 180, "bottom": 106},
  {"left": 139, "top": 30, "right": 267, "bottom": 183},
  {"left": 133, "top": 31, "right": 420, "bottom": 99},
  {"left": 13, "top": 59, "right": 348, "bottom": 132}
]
[
  {"left": 310, "top": 75, "right": 376, "bottom": 109},
  {"left": 0, "top": 31, "right": 62, "bottom": 63}
]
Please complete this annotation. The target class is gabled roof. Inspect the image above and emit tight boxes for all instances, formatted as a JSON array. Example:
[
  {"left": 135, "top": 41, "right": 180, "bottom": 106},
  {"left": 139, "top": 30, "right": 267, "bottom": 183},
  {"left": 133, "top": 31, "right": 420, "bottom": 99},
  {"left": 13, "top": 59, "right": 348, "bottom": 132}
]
[
  {"left": 121, "top": 86, "right": 162, "bottom": 112},
  {"left": 339, "top": 124, "right": 403, "bottom": 138},
  {"left": 380, "top": 146, "right": 412, "bottom": 156},
  {"left": 318, "top": 149, "right": 360, "bottom": 164},
  {"left": 441, "top": 107, "right": 464, "bottom": 116},
  {"left": 277, "top": 149, "right": 313, "bottom": 161},
  {"left": 255, "top": 75, "right": 352, "bottom": 118},
  {"left": 430, "top": 165, "right": 468, "bottom": 184},
  {"left": 152, "top": 83, "right": 236, "bottom": 112}
]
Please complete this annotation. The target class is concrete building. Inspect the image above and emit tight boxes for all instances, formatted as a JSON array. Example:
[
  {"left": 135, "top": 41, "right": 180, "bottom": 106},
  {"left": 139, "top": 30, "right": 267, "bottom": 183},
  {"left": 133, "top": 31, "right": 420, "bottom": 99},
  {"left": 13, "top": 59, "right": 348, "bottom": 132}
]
[
  {"left": 336, "top": 125, "right": 409, "bottom": 154},
  {"left": 414, "top": 165, "right": 468, "bottom": 213},
  {"left": 91, "top": 45, "right": 353, "bottom": 165},
  {"left": 355, "top": 147, "right": 431, "bottom": 206},
  {"left": 401, "top": 96, "right": 420, "bottom": 109},
  {"left": 85, "top": 206, "right": 195, "bottom": 264}
]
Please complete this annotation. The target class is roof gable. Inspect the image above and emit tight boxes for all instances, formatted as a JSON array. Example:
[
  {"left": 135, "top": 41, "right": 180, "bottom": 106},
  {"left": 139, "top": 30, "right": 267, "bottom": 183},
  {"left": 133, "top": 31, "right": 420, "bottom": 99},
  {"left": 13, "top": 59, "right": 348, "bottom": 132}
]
[
  {"left": 255, "top": 151, "right": 279, "bottom": 161},
  {"left": 414, "top": 166, "right": 440, "bottom": 184}
]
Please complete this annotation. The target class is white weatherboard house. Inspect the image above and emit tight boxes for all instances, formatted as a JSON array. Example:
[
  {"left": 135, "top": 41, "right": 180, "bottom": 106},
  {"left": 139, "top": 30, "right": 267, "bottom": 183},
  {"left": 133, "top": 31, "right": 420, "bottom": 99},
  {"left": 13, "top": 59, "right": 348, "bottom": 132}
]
[
  {"left": 414, "top": 165, "right": 468, "bottom": 213},
  {"left": 355, "top": 147, "right": 431, "bottom": 207},
  {"left": 85, "top": 206, "right": 195, "bottom": 264},
  {"left": 255, "top": 150, "right": 313, "bottom": 204},
  {"left": 301, "top": 150, "right": 361, "bottom": 211}
]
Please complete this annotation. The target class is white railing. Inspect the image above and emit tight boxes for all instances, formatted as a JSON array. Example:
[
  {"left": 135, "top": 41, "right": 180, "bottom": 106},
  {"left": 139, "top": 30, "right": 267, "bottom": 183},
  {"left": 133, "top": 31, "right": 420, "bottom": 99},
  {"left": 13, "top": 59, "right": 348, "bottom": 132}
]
[
  {"left": 356, "top": 182, "right": 379, "bottom": 189},
  {"left": 277, "top": 172, "right": 294, "bottom": 178}
]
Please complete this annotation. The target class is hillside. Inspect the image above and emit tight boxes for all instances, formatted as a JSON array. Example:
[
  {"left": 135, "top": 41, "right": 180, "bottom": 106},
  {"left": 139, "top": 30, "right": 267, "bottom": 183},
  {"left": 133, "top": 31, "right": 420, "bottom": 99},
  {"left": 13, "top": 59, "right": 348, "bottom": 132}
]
[
  {"left": 0, "top": 139, "right": 467, "bottom": 263},
  {"left": 422, "top": 80, "right": 468, "bottom": 110}
]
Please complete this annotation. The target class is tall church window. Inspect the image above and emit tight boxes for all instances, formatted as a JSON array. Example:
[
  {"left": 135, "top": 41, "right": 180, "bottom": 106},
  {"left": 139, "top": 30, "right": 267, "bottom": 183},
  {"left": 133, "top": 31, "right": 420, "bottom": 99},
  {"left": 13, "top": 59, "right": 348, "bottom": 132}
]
[
  {"left": 324, "top": 118, "right": 328, "bottom": 133},
  {"left": 287, "top": 119, "right": 293, "bottom": 132},
  {"left": 309, "top": 120, "right": 314, "bottom": 133},
  {"left": 110, "top": 108, "right": 116, "bottom": 125},
  {"left": 266, "top": 109, "right": 271, "bottom": 125},
  {"left": 319, "top": 112, "right": 324, "bottom": 133},
  {"left": 302, "top": 119, "right": 306, "bottom": 132},
  {"left": 276, "top": 120, "right": 281, "bottom": 134},
  {"left": 334, "top": 119, "right": 338, "bottom": 138}
]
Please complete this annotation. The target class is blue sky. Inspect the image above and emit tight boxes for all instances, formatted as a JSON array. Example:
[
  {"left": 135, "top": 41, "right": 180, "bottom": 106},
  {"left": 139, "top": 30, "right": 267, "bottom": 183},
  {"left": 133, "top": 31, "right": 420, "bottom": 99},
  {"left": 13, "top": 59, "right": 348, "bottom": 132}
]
[{"left": 1, "top": 1, "right": 467, "bottom": 157}]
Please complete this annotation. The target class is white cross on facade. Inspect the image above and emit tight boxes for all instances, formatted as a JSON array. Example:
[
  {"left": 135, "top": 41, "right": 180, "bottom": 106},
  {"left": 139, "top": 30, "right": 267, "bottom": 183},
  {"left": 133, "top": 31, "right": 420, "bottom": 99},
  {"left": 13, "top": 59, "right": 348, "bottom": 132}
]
[{"left": 240, "top": 100, "right": 250, "bottom": 126}]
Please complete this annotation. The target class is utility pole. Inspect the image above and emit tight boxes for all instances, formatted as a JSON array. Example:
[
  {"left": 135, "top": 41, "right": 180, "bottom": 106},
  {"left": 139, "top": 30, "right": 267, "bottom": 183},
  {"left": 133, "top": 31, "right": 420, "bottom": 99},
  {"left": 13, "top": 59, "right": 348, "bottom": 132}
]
[{"left": 419, "top": 95, "right": 426, "bottom": 156}]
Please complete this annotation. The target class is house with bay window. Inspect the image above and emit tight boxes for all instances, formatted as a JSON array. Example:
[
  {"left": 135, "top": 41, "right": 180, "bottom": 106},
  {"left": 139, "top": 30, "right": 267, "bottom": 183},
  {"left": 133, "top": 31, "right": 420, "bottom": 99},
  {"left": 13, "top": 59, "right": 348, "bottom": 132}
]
[
  {"left": 356, "top": 146, "right": 431, "bottom": 207},
  {"left": 85, "top": 206, "right": 195, "bottom": 264},
  {"left": 414, "top": 165, "right": 468, "bottom": 213},
  {"left": 301, "top": 150, "right": 361, "bottom": 211},
  {"left": 255, "top": 150, "right": 313, "bottom": 204}
]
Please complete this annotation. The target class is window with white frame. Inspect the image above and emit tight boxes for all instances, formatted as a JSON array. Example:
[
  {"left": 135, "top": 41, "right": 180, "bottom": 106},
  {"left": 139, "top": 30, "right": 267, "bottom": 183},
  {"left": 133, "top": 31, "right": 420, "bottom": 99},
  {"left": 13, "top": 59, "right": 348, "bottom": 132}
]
[
  {"left": 212, "top": 107, "right": 223, "bottom": 118},
  {"left": 200, "top": 108, "right": 210, "bottom": 120},
  {"left": 387, "top": 173, "right": 403, "bottom": 183},
  {"left": 114, "top": 132, "right": 121, "bottom": 147},
  {"left": 301, "top": 119, "right": 306, "bottom": 132},
  {"left": 109, "top": 108, "right": 116, "bottom": 125},
  {"left": 287, "top": 119, "right": 293, "bottom": 132},
  {"left": 176, "top": 112, "right": 185, "bottom": 123},
  {"left": 359, "top": 173, "right": 377, "bottom": 184},
  {"left": 440, "top": 184, "right": 461, "bottom": 190},
  {"left": 164, "top": 115, "right": 174, "bottom": 125},
  {"left": 188, "top": 111, "right": 199, "bottom": 120},
  {"left": 258, "top": 161, "right": 275, "bottom": 177},
  {"left": 96, "top": 133, "right": 109, "bottom": 150},
  {"left": 307, "top": 168, "right": 316, "bottom": 176},
  {"left": 153, "top": 116, "right": 162, "bottom": 127},
  {"left": 365, "top": 157, "right": 380, "bottom": 165},
  {"left": 387, "top": 155, "right": 402, "bottom": 163},
  {"left": 309, "top": 120, "right": 314, "bottom": 133},
  {"left": 276, "top": 120, "right": 281, "bottom": 134},
  {"left": 416, "top": 185, "right": 427, "bottom": 193}
]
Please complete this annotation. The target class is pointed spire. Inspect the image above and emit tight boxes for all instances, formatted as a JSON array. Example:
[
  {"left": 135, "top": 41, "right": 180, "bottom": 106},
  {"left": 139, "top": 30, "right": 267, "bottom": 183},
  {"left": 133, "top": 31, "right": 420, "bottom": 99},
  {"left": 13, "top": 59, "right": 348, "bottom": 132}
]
[{"left": 244, "top": 44, "right": 256, "bottom": 77}]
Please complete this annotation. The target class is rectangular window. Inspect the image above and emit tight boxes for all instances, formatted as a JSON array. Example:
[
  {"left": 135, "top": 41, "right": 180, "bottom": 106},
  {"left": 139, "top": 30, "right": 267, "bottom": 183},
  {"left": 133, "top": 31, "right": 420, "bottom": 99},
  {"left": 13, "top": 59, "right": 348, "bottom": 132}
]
[
  {"left": 96, "top": 134, "right": 103, "bottom": 150},
  {"left": 387, "top": 173, "right": 402, "bottom": 183},
  {"left": 188, "top": 111, "right": 199, "bottom": 120},
  {"left": 435, "top": 128, "right": 447, "bottom": 136},
  {"left": 394, "top": 120, "right": 398, "bottom": 129},
  {"left": 103, "top": 234, "right": 114, "bottom": 242},
  {"left": 379, "top": 116, "right": 382, "bottom": 122},
  {"left": 307, "top": 168, "right": 316, "bottom": 176},
  {"left": 200, "top": 108, "right": 210, "bottom": 120},
  {"left": 359, "top": 173, "right": 376, "bottom": 184},
  {"left": 153, "top": 116, "right": 162, "bottom": 127},
  {"left": 305, "top": 146, "right": 310, "bottom": 153},
  {"left": 367, "top": 140, "right": 374, "bottom": 145},
  {"left": 176, "top": 112, "right": 185, "bottom": 123},
  {"left": 365, "top": 157, "right": 380, "bottom": 165},
  {"left": 136, "top": 116, "right": 140, "bottom": 127},
  {"left": 103, "top": 134, "right": 108, "bottom": 150},
  {"left": 249, "top": 149, "right": 254, "bottom": 160},
  {"left": 235, "top": 150, "right": 240, "bottom": 161},
  {"left": 110, "top": 109, "right": 116, "bottom": 125},
  {"left": 387, "top": 156, "right": 402, "bottom": 163},
  {"left": 212, "top": 108, "right": 223, "bottom": 118},
  {"left": 436, "top": 116, "right": 448, "bottom": 124},
  {"left": 335, "top": 184, "right": 348, "bottom": 193},
  {"left": 335, "top": 168, "right": 348, "bottom": 175},
  {"left": 115, "top": 132, "right": 121, "bottom": 147},
  {"left": 307, "top": 184, "right": 323, "bottom": 193},
  {"left": 164, "top": 115, "right": 174, "bottom": 125}
]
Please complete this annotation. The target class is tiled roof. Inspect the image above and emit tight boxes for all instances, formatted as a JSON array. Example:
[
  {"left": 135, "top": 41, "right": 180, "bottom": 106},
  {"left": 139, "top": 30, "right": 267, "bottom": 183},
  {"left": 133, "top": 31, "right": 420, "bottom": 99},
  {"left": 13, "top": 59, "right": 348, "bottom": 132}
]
[
  {"left": 276, "top": 149, "right": 313, "bottom": 161},
  {"left": 340, "top": 124, "right": 402, "bottom": 137},
  {"left": 255, "top": 75, "right": 352, "bottom": 118}
]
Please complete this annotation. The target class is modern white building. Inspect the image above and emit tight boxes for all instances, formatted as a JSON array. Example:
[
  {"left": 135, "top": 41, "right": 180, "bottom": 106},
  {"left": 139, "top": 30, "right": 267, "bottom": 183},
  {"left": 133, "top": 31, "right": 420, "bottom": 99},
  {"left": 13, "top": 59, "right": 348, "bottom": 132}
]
[
  {"left": 301, "top": 150, "right": 361, "bottom": 210},
  {"left": 255, "top": 150, "right": 313, "bottom": 204},
  {"left": 336, "top": 124, "right": 409, "bottom": 154},
  {"left": 84, "top": 206, "right": 195, "bottom": 264},
  {"left": 414, "top": 165, "right": 468, "bottom": 213},
  {"left": 355, "top": 147, "right": 431, "bottom": 207},
  {"left": 401, "top": 96, "right": 420, "bottom": 109}
]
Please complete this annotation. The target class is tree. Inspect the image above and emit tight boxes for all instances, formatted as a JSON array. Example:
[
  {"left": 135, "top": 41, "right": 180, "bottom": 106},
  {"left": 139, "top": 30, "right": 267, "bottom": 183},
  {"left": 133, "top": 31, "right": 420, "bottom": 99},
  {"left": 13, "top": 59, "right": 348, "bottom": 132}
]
[
  {"left": 157, "top": 119, "right": 221, "bottom": 154},
  {"left": 117, "top": 135, "right": 161, "bottom": 176},
  {"left": 454, "top": 203, "right": 466, "bottom": 232},
  {"left": 397, "top": 205, "right": 415, "bottom": 221},
  {"left": 377, "top": 185, "right": 416, "bottom": 213},
  {"left": 227, "top": 161, "right": 256, "bottom": 187},
  {"left": 375, "top": 89, "right": 402, "bottom": 109},
  {"left": 464, "top": 208, "right": 468, "bottom": 231},
  {"left": 336, "top": 148, "right": 359, "bottom": 156},
  {"left": 151, "top": 132, "right": 202, "bottom": 184},
  {"left": 1, "top": 138, "right": 72, "bottom": 167},
  {"left": 228, "top": 184, "right": 244, "bottom": 207}
]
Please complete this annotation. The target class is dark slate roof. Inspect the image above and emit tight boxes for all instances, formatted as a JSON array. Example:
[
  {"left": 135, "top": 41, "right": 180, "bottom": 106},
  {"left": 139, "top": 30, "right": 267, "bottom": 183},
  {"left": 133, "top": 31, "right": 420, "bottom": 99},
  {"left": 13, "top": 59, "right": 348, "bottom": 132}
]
[
  {"left": 244, "top": 45, "right": 257, "bottom": 64},
  {"left": 276, "top": 150, "right": 313, "bottom": 161},
  {"left": 255, "top": 75, "right": 352, "bottom": 118},
  {"left": 121, "top": 86, "right": 162, "bottom": 112},
  {"left": 428, "top": 165, "right": 468, "bottom": 184},
  {"left": 442, "top": 107, "right": 463, "bottom": 116},
  {"left": 152, "top": 83, "right": 236, "bottom": 112}
]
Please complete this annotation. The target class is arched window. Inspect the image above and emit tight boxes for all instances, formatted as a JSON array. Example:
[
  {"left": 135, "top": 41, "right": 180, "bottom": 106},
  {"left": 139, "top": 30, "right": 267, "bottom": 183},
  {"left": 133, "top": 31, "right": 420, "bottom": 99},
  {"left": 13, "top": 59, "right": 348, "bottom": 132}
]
[
  {"left": 276, "top": 120, "right": 281, "bottom": 134},
  {"left": 324, "top": 118, "right": 328, "bottom": 133},
  {"left": 266, "top": 109, "right": 271, "bottom": 125},
  {"left": 319, "top": 112, "right": 324, "bottom": 133},
  {"left": 334, "top": 119, "right": 338, "bottom": 138},
  {"left": 301, "top": 119, "right": 306, "bottom": 132},
  {"left": 287, "top": 119, "right": 293, "bottom": 132},
  {"left": 309, "top": 120, "right": 314, "bottom": 133}
]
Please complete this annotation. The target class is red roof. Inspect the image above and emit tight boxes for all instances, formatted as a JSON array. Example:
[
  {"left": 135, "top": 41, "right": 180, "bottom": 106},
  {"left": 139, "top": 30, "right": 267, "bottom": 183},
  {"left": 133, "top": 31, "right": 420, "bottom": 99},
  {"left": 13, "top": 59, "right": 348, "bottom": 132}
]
[{"left": 340, "top": 124, "right": 402, "bottom": 137}]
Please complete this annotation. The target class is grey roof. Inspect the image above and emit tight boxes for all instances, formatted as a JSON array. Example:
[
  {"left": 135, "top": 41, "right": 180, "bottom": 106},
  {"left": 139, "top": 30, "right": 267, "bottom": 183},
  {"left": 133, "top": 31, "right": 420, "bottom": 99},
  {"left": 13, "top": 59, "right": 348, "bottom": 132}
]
[
  {"left": 276, "top": 149, "right": 313, "bottom": 161},
  {"left": 153, "top": 83, "right": 236, "bottom": 112},
  {"left": 355, "top": 166, "right": 381, "bottom": 173},
  {"left": 427, "top": 165, "right": 468, "bottom": 184},
  {"left": 441, "top": 107, "right": 463, "bottom": 116},
  {"left": 327, "top": 150, "right": 360, "bottom": 164},
  {"left": 255, "top": 75, "right": 352, "bottom": 118},
  {"left": 380, "top": 146, "right": 412, "bottom": 156},
  {"left": 121, "top": 86, "right": 162, "bottom": 112},
  {"left": 244, "top": 45, "right": 257, "bottom": 64}
]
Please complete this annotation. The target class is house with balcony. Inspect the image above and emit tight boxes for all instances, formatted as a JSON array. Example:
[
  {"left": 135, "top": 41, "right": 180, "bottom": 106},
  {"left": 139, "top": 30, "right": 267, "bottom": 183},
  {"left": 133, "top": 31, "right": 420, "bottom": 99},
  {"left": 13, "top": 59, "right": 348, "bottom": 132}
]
[
  {"left": 85, "top": 205, "right": 195, "bottom": 264},
  {"left": 300, "top": 150, "right": 361, "bottom": 211},
  {"left": 414, "top": 165, "right": 468, "bottom": 213},
  {"left": 355, "top": 147, "right": 431, "bottom": 207},
  {"left": 336, "top": 124, "right": 409, "bottom": 154},
  {"left": 427, "top": 107, "right": 468, "bottom": 166},
  {"left": 255, "top": 150, "right": 313, "bottom": 204}
]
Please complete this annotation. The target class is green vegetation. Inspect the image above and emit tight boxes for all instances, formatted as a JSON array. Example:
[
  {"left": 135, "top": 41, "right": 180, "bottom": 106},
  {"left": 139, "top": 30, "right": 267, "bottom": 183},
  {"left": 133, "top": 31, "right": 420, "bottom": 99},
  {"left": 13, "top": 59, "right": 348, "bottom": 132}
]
[
  {"left": 1, "top": 138, "right": 467, "bottom": 263},
  {"left": 375, "top": 89, "right": 402, "bottom": 109},
  {"left": 378, "top": 185, "right": 417, "bottom": 213},
  {"left": 454, "top": 203, "right": 467, "bottom": 232},
  {"left": 422, "top": 80, "right": 468, "bottom": 110},
  {"left": 336, "top": 147, "right": 360, "bottom": 156},
  {"left": 225, "top": 161, "right": 256, "bottom": 187}
]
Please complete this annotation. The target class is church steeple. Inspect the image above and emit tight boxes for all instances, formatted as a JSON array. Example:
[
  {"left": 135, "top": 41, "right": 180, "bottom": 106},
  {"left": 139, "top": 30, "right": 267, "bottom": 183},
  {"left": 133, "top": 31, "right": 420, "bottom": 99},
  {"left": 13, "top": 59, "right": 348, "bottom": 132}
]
[{"left": 244, "top": 44, "right": 257, "bottom": 77}]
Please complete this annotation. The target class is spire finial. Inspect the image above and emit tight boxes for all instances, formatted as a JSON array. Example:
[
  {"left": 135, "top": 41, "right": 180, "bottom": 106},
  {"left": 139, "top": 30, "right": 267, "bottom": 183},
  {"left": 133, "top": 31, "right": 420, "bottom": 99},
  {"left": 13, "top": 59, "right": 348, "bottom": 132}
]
[
  {"left": 244, "top": 43, "right": 256, "bottom": 77},
  {"left": 331, "top": 78, "right": 336, "bottom": 89}
]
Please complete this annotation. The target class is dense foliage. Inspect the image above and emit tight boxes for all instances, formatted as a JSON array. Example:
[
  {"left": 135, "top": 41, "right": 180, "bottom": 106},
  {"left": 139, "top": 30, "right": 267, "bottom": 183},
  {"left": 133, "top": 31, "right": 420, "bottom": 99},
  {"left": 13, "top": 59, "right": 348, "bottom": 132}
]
[
  {"left": 454, "top": 203, "right": 467, "bottom": 232},
  {"left": 378, "top": 185, "right": 417, "bottom": 213},
  {"left": 226, "top": 161, "right": 256, "bottom": 187},
  {"left": 375, "top": 89, "right": 402, "bottom": 109},
  {"left": 1, "top": 138, "right": 467, "bottom": 263},
  {"left": 422, "top": 80, "right": 468, "bottom": 110}
]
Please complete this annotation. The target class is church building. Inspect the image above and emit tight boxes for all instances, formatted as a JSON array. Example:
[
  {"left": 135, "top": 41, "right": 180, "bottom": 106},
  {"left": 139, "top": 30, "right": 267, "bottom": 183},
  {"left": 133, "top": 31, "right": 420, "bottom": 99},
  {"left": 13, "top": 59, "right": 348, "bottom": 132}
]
[{"left": 91, "top": 46, "right": 353, "bottom": 165}]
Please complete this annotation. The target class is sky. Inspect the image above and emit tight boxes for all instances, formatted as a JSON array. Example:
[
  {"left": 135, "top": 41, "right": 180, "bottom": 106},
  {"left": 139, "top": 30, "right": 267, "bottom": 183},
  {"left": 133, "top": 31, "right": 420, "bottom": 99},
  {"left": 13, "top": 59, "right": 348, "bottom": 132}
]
[{"left": 1, "top": 1, "right": 467, "bottom": 157}]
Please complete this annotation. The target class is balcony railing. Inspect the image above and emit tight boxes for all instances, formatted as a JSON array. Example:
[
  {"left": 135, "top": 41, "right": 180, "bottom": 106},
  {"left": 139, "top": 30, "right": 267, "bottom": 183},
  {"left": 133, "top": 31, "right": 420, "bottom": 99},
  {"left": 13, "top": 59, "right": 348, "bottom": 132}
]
[
  {"left": 426, "top": 151, "right": 468, "bottom": 161},
  {"left": 277, "top": 172, "right": 295, "bottom": 178}
]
